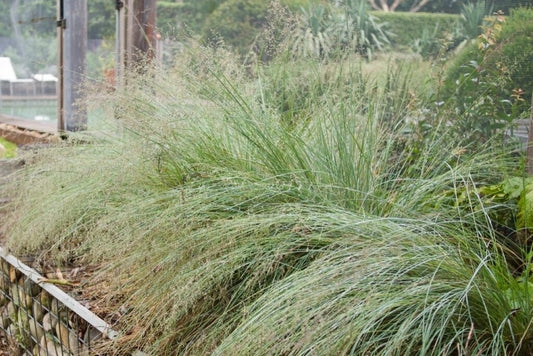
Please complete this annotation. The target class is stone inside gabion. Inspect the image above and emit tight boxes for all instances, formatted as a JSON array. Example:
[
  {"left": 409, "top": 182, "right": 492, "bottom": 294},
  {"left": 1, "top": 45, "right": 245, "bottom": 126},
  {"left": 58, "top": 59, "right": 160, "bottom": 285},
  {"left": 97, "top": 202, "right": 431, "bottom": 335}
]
[{"left": 0, "top": 257, "right": 106, "bottom": 355}]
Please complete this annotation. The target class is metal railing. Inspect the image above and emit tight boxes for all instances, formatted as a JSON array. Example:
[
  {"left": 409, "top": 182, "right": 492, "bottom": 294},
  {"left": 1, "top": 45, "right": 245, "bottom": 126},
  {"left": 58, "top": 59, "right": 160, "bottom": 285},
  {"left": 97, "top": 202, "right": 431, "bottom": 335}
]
[{"left": 0, "top": 247, "right": 117, "bottom": 355}]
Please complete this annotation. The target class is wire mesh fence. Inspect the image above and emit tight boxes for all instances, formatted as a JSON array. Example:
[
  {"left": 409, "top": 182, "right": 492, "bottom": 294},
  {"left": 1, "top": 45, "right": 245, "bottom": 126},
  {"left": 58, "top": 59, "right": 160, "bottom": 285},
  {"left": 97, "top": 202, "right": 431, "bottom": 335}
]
[{"left": 0, "top": 248, "right": 116, "bottom": 355}]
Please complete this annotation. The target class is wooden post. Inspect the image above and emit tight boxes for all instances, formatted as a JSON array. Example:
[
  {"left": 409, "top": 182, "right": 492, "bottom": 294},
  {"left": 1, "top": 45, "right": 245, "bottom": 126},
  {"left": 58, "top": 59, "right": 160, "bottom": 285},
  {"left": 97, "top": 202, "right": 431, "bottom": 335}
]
[
  {"left": 123, "top": 0, "right": 157, "bottom": 73},
  {"left": 143, "top": 0, "right": 158, "bottom": 62},
  {"left": 526, "top": 94, "right": 533, "bottom": 176}
]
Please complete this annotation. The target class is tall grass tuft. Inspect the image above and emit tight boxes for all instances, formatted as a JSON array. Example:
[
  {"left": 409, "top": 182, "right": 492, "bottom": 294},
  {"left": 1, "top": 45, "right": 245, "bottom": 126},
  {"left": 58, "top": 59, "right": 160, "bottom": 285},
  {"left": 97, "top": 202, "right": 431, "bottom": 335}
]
[{"left": 2, "top": 45, "right": 530, "bottom": 354}]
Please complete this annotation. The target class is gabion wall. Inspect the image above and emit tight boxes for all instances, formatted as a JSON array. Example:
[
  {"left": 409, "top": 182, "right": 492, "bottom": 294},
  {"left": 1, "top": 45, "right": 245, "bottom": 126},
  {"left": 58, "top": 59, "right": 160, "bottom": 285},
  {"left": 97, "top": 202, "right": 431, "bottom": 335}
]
[{"left": 0, "top": 248, "right": 116, "bottom": 355}]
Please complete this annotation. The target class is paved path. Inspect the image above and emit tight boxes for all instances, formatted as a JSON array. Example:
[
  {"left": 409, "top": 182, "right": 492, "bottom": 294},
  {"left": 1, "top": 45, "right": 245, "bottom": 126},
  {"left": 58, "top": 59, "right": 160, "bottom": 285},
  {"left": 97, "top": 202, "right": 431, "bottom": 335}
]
[{"left": 0, "top": 114, "right": 56, "bottom": 134}]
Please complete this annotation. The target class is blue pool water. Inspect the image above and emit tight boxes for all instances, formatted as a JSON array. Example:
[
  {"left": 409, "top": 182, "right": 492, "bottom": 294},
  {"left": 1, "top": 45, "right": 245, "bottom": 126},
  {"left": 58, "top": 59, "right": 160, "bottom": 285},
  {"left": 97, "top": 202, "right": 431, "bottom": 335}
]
[{"left": 0, "top": 99, "right": 57, "bottom": 122}]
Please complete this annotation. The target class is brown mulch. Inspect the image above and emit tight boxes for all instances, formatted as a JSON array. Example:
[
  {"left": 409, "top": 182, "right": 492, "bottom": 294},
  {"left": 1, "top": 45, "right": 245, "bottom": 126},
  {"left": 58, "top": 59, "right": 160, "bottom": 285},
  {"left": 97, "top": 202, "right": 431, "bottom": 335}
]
[{"left": 0, "top": 335, "right": 15, "bottom": 355}]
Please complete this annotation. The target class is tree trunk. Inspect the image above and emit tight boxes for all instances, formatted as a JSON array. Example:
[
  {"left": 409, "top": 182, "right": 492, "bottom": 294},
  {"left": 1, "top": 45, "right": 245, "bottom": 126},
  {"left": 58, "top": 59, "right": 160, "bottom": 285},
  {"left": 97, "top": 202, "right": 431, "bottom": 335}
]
[
  {"left": 367, "top": 0, "right": 430, "bottom": 13},
  {"left": 410, "top": 0, "right": 430, "bottom": 12},
  {"left": 389, "top": 0, "right": 404, "bottom": 12},
  {"left": 377, "top": 0, "right": 389, "bottom": 11},
  {"left": 368, "top": 0, "right": 381, "bottom": 11}
]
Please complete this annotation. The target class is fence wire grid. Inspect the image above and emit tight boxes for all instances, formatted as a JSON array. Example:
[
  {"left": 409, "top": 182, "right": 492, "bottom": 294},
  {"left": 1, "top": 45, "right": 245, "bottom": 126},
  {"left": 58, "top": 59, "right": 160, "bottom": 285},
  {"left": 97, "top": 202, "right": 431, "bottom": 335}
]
[{"left": 0, "top": 248, "right": 116, "bottom": 355}]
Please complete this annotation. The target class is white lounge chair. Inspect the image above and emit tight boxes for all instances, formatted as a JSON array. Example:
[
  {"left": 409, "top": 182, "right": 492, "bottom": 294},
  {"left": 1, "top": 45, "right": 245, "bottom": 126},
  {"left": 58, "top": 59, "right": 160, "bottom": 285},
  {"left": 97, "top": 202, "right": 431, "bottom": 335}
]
[
  {"left": 33, "top": 74, "right": 58, "bottom": 96},
  {"left": 0, "top": 57, "right": 36, "bottom": 96}
]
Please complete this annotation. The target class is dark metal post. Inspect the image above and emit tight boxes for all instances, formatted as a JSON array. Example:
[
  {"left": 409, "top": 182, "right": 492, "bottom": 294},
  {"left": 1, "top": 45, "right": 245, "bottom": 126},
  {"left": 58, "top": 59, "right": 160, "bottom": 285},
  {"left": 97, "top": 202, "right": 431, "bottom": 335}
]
[
  {"left": 61, "top": 0, "right": 87, "bottom": 132},
  {"left": 56, "top": 0, "right": 65, "bottom": 131},
  {"left": 115, "top": 1, "right": 125, "bottom": 89}
]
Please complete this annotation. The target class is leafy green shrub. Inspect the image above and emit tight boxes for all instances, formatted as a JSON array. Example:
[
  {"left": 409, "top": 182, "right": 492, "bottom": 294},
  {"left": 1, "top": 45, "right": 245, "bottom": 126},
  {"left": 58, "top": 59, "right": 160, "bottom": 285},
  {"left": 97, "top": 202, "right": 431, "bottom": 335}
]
[
  {"left": 441, "top": 8, "right": 533, "bottom": 142},
  {"left": 157, "top": 2, "right": 188, "bottom": 35},
  {"left": 86, "top": 40, "right": 114, "bottom": 80},
  {"left": 408, "top": 0, "right": 491, "bottom": 60},
  {"left": 444, "top": 176, "right": 531, "bottom": 236},
  {"left": 202, "top": 0, "right": 269, "bottom": 54},
  {"left": 156, "top": 0, "right": 226, "bottom": 35},
  {"left": 495, "top": 7, "right": 533, "bottom": 106},
  {"left": 373, "top": 11, "right": 459, "bottom": 48}
]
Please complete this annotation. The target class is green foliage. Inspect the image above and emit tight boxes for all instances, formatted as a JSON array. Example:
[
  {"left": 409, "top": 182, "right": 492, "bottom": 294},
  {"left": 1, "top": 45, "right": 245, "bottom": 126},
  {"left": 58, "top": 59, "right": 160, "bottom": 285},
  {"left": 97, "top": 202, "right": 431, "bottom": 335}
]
[
  {"left": 410, "top": 24, "right": 444, "bottom": 59},
  {"left": 450, "top": 176, "right": 531, "bottom": 233},
  {"left": 3, "top": 35, "right": 532, "bottom": 355},
  {"left": 0, "top": 1, "right": 9, "bottom": 37},
  {"left": 88, "top": 0, "right": 115, "bottom": 39},
  {"left": 394, "top": 0, "right": 462, "bottom": 13},
  {"left": 495, "top": 7, "right": 533, "bottom": 107},
  {"left": 157, "top": 2, "right": 188, "bottom": 35},
  {"left": 0, "top": 138, "right": 17, "bottom": 158},
  {"left": 441, "top": 8, "right": 533, "bottom": 143},
  {"left": 373, "top": 11, "right": 459, "bottom": 48},
  {"left": 85, "top": 40, "right": 115, "bottom": 80},
  {"left": 10, "top": 0, "right": 56, "bottom": 35},
  {"left": 493, "top": 0, "right": 533, "bottom": 14},
  {"left": 335, "top": 0, "right": 391, "bottom": 58},
  {"left": 159, "top": 0, "right": 311, "bottom": 37},
  {"left": 158, "top": 0, "right": 218, "bottom": 35},
  {"left": 2, "top": 36, "right": 56, "bottom": 77},
  {"left": 289, "top": 0, "right": 391, "bottom": 60},
  {"left": 444, "top": 175, "right": 533, "bottom": 244},
  {"left": 456, "top": 0, "right": 493, "bottom": 40},
  {"left": 203, "top": 0, "right": 269, "bottom": 54},
  {"left": 290, "top": 4, "right": 334, "bottom": 58},
  {"left": 0, "top": 0, "right": 114, "bottom": 39},
  {"left": 202, "top": 0, "right": 316, "bottom": 55},
  {"left": 518, "top": 181, "right": 533, "bottom": 231},
  {"left": 184, "top": 0, "right": 226, "bottom": 14},
  {"left": 366, "top": 0, "right": 527, "bottom": 14}
]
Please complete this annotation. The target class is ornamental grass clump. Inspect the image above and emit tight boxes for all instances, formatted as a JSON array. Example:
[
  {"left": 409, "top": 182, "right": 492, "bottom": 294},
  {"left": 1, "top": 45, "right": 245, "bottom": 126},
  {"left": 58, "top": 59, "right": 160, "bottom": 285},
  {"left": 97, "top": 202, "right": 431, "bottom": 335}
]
[{"left": 2, "top": 46, "right": 532, "bottom": 354}]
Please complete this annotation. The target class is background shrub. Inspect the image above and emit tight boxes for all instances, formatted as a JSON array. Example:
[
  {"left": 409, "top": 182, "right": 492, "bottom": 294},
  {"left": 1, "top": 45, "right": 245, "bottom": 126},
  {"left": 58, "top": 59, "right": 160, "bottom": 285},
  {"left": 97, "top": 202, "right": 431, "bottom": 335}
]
[
  {"left": 494, "top": 7, "right": 533, "bottom": 106},
  {"left": 201, "top": 0, "right": 313, "bottom": 54},
  {"left": 373, "top": 11, "right": 458, "bottom": 49},
  {"left": 202, "top": 0, "right": 269, "bottom": 54},
  {"left": 444, "top": 8, "right": 533, "bottom": 111},
  {"left": 440, "top": 7, "right": 533, "bottom": 143},
  {"left": 157, "top": 2, "right": 189, "bottom": 35}
]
